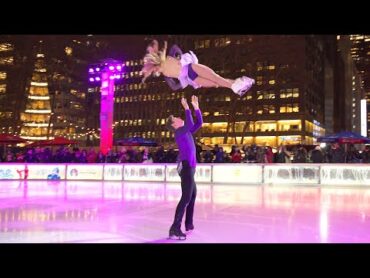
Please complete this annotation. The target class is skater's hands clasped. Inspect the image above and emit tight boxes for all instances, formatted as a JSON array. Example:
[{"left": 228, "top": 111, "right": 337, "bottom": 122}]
[
  {"left": 191, "top": 95, "right": 199, "bottom": 110},
  {"left": 181, "top": 97, "right": 190, "bottom": 110}
]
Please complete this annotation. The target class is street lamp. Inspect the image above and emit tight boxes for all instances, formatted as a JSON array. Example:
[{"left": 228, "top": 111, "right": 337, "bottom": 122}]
[{"left": 88, "top": 59, "right": 124, "bottom": 155}]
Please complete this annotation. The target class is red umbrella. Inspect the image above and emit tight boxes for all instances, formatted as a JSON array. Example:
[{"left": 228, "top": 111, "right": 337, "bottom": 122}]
[
  {"left": 0, "top": 134, "right": 27, "bottom": 159},
  {"left": 0, "top": 134, "right": 27, "bottom": 144},
  {"left": 27, "top": 137, "right": 78, "bottom": 147}
]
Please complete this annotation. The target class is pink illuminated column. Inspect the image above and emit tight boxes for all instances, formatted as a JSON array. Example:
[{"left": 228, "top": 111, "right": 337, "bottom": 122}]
[
  {"left": 88, "top": 60, "right": 123, "bottom": 155},
  {"left": 100, "top": 71, "right": 115, "bottom": 155}
]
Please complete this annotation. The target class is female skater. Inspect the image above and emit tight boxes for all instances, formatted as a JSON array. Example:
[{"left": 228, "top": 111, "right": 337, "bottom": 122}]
[{"left": 141, "top": 40, "right": 255, "bottom": 96}]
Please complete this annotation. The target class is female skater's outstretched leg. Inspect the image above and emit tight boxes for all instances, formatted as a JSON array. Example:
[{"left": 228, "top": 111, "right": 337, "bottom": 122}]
[
  {"left": 193, "top": 77, "right": 219, "bottom": 88},
  {"left": 191, "top": 64, "right": 233, "bottom": 88},
  {"left": 191, "top": 64, "right": 254, "bottom": 95}
]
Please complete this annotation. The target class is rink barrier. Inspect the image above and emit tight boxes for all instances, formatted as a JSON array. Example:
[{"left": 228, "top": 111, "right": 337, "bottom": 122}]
[{"left": 0, "top": 163, "right": 369, "bottom": 185}]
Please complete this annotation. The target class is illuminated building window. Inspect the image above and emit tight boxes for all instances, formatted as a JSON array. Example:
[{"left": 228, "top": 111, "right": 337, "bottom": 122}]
[
  {"left": 257, "top": 91, "right": 263, "bottom": 100},
  {"left": 214, "top": 39, "right": 219, "bottom": 47},
  {"left": 280, "top": 88, "right": 299, "bottom": 98},
  {"left": 268, "top": 65, "right": 275, "bottom": 70},
  {"left": 0, "top": 84, "right": 6, "bottom": 94},
  {"left": 277, "top": 135, "right": 301, "bottom": 145},
  {"left": 246, "top": 107, "right": 253, "bottom": 115},
  {"left": 278, "top": 120, "right": 301, "bottom": 132},
  {"left": 65, "top": 47, "right": 72, "bottom": 56},
  {"left": 204, "top": 40, "right": 210, "bottom": 48},
  {"left": 255, "top": 121, "right": 277, "bottom": 132},
  {"left": 256, "top": 105, "right": 275, "bottom": 115},
  {"left": 0, "top": 71, "right": 6, "bottom": 80},
  {"left": 0, "top": 56, "right": 14, "bottom": 65},
  {"left": 257, "top": 62, "right": 263, "bottom": 71},
  {"left": 269, "top": 80, "right": 275, "bottom": 85},
  {"left": 280, "top": 104, "right": 299, "bottom": 113},
  {"left": 255, "top": 136, "right": 276, "bottom": 146},
  {"left": 0, "top": 43, "right": 13, "bottom": 52},
  {"left": 257, "top": 91, "right": 275, "bottom": 100}
]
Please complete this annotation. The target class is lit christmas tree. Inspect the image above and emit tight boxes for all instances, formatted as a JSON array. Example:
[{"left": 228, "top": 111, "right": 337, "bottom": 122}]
[{"left": 20, "top": 45, "right": 53, "bottom": 140}]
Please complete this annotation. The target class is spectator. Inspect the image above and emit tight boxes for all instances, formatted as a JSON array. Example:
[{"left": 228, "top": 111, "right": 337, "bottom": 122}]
[
  {"left": 214, "top": 147, "right": 224, "bottom": 163},
  {"left": 265, "top": 147, "right": 274, "bottom": 163},
  {"left": 231, "top": 149, "right": 242, "bottom": 163},
  {"left": 203, "top": 150, "right": 214, "bottom": 163},
  {"left": 87, "top": 148, "right": 97, "bottom": 163},
  {"left": 310, "top": 146, "right": 324, "bottom": 163},
  {"left": 329, "top": 143, "right": 345, "bottom": 163},
  {"left": 293, "top": 145, "right": 307, "bottom": 163},
  {"left": 362, "top": 146, "right": 370, "bottom": 163}
]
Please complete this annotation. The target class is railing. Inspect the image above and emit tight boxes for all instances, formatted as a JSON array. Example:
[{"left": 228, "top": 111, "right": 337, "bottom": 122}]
[{"left": 0, "top": 163, "right": 369, "bottom": 186}]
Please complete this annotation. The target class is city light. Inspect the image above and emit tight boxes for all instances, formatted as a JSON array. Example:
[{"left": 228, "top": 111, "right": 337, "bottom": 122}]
[
  {"left": 27, "top": 95, "right": 50, "bottom": 100},
  {"left": 361, "top": 99, "right": 367, "bottom": 136},
  {"left": 25, "top": 109, "right": 52, "bottom": 114},
  {"left": 30, "top": 82, "right": 48, "bottom": 86}
]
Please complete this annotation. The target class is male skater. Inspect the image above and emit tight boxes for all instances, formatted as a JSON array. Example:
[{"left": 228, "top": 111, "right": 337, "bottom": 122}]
[{"left": 166, "top": 95, "right": 203, "bottom": 240}]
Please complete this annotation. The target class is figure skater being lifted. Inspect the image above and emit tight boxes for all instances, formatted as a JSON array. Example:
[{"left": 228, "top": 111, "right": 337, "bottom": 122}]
[{"left": 141, "top": 39, "right": 255, "bottom": 96}]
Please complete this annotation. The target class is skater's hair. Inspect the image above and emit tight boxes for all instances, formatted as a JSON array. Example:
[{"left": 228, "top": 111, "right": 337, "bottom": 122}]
[
  {"left": 141, "top": 53, "right": 161, "bottom": 82},
  {"left": 165, "top": 115, "right": 176, "bottom": 132},
  {"left": 141, "top": 40, "right": 165, "bottom": 83}
]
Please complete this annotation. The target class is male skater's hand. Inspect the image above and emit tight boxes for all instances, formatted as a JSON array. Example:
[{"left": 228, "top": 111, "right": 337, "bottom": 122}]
[
  {"left": 181, "top": 97, "right": 189, "bottom": 110},
  {"left": 164, "top": 41, "right": 168, "bottom": 50},
  {"left": 191, "top": 95, "right": 199, "bottom": 110}
]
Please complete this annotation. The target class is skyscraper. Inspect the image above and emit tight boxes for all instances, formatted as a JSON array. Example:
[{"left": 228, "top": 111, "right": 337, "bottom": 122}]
[
  {"left": 350, "top": 35, "right": 370, "bottom": 136},
  {"left": 109, "top": 35, "right": 327, "bottom": 149}
]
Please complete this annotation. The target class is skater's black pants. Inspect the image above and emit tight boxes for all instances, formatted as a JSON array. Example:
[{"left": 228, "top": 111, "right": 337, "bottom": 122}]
[{"left": 171, "top": 160, "right": 197, "bottom": 230}]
